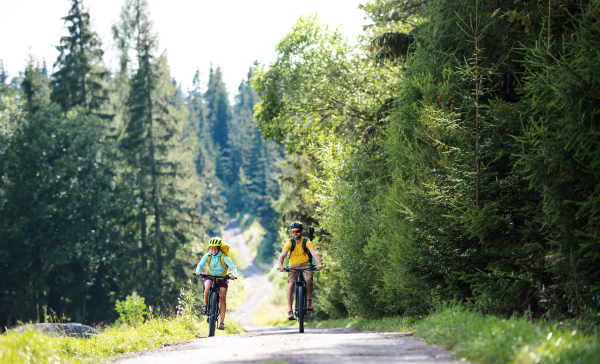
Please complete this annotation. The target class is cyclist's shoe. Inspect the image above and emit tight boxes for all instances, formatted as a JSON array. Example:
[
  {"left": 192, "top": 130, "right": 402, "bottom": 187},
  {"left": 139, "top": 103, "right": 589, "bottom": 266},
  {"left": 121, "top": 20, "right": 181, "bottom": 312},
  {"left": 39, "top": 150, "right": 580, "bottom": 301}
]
[
  {"left": 287, "top": 310, "right": 295, "bottom": 320},
  {"left": 201, "top": 305, "right": 207, "bottom": 315},
  {"left": 218, "top": 322, "right": 225, "bottom": 330},
  {"left": 307, "top": 298, "right": 314, "bottom": 311}
]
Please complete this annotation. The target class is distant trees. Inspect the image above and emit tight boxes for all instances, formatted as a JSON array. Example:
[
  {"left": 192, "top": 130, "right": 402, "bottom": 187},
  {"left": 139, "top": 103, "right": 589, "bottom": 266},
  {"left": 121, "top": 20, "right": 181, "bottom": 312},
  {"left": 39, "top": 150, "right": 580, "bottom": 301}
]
[{"left": 0, "top": 0, "right": 281, "bottom": 328}]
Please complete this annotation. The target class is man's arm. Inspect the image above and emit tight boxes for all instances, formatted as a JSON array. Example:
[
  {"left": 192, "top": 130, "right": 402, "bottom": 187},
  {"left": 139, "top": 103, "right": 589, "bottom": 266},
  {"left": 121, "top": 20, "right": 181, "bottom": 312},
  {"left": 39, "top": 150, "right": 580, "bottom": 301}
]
[
  {"left": 278, "top": 250, "right": 289, "bottom": 270},
  {"left": 309, "top": 247, "right": 323, "bottom": 270}
]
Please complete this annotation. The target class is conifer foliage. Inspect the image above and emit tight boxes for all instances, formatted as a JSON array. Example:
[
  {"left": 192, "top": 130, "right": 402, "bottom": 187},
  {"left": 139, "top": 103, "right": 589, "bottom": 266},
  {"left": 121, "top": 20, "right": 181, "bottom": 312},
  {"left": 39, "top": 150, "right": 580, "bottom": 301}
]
[
  {"left": 254, "top": 0, "right": 600, "bottom": 320},
  {"left": 51, "top": 0, "right": 109, "bottom": 117},
  {"left": 0, "top": 0, "right": 280, "bottom": 327}
]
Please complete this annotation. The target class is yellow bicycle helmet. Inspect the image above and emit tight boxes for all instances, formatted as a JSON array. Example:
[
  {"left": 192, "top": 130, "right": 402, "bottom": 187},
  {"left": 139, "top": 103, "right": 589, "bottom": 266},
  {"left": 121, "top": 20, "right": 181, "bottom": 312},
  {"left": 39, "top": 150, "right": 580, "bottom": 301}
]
[{"left": 208, "top": 237, "right": 222, "bottom": 247}]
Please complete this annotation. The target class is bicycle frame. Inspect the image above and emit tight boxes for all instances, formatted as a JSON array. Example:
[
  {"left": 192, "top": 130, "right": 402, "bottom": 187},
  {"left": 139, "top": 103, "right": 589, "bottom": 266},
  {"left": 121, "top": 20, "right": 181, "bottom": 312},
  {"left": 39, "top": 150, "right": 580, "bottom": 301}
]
[
  {"left": 194, "top": 273, "right": 231, "bottom": 337},
  {"left": 284, "top": 266, "right": 315, "bottom": 333}
]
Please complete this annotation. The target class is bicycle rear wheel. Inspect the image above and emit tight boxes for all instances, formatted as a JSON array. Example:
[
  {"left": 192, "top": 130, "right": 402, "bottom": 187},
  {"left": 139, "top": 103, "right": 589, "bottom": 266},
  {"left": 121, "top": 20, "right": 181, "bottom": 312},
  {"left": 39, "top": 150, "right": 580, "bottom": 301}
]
[
  {"left": 208, "top": 291, "right": 219, "bottom": 337},
  {"left": 297, "top": 287, "right": 305, "bottom": 333}
]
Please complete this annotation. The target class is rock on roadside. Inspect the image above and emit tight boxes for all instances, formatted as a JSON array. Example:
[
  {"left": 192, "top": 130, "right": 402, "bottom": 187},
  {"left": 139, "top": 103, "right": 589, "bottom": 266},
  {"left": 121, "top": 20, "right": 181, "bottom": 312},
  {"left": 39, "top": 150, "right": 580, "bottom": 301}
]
[{"left": 9, "top": 323, "right": 98, "bottom": 338}]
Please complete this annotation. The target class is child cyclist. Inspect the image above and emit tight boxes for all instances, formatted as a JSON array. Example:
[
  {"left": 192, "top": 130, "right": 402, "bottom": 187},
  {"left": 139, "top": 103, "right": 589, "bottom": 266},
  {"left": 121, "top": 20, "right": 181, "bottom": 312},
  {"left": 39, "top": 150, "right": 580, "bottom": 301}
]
[{"left": 194, "top": 237, "right": 237, "bottom": 330}]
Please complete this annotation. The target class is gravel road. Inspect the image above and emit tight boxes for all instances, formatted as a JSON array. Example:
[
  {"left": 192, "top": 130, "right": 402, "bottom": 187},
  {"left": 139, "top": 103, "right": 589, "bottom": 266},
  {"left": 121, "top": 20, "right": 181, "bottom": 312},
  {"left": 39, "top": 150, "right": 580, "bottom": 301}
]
[{"left": 113, "top": 218, "right": 469, "bottom": 364}]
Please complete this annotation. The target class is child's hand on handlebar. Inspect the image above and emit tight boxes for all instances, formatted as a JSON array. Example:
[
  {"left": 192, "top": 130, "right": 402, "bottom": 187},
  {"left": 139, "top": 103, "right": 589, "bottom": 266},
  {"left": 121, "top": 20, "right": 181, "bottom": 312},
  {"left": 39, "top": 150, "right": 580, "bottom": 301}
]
[
  {"left": 316, "top": 264, "right": 323, "bottom": 271},
  {"left": 278, "top": 265, "right": 285, "bottom": 271}
]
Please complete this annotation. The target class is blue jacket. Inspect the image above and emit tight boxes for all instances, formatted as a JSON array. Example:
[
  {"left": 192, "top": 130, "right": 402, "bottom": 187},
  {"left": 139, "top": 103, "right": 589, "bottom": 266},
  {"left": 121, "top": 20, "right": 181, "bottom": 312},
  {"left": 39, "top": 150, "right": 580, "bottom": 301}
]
[{"left": 195, "top": 251, "right": 238, "bottom": 277}]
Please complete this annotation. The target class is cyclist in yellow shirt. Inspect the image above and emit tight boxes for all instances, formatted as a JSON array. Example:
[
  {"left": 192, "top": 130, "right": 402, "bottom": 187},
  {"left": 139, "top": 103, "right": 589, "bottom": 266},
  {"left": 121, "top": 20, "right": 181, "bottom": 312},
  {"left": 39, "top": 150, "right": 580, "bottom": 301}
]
[{"left": 277, "top": 221, "right": 323, "bottom": 320}]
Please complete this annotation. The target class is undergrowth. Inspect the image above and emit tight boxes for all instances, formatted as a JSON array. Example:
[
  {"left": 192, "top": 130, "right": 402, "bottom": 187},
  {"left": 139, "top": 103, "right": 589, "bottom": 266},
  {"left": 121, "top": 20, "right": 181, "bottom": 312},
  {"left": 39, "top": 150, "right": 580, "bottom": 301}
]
[
  {"left": 1, "top": 282, "right": 244, "bottom": 363},
  {"left": 415, "top": 305, "right": 600, "bottom": 364},
  {"left": 307, "top": 315, "right": 417, "bottom": 332}
]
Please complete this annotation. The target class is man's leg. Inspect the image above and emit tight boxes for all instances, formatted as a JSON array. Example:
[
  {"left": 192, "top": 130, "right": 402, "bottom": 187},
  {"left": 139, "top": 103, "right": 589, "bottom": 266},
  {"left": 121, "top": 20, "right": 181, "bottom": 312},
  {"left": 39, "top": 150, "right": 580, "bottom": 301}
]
[
  {"left": 305, "top": 274, "right": 314, "bottom": 310},
  {"left": 287, "top": 280, "right": 295, "bottom": 319}
]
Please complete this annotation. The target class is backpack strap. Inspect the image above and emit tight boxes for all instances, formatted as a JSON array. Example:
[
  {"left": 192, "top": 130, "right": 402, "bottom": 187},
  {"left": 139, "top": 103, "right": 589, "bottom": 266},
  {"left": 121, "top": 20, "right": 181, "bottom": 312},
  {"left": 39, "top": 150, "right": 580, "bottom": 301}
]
[
  {"left": 207, "top": 252, "right": 228, "bottom": 276},
  {"left": 289, "top": 237, "right": 314, "bottom": 265},
  {"left": 302, "top": 237, "right": 314, "bottom": 263},
  {"left": 301, "top": 237, "right": 309, "bottom": 254}
]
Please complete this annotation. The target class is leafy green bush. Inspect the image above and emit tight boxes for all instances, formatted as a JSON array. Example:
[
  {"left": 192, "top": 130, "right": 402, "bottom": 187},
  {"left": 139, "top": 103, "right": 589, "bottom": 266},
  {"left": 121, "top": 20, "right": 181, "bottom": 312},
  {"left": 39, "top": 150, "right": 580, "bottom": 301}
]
[{"left": 115, "top": 292, "right": 147, "bottom": 326}]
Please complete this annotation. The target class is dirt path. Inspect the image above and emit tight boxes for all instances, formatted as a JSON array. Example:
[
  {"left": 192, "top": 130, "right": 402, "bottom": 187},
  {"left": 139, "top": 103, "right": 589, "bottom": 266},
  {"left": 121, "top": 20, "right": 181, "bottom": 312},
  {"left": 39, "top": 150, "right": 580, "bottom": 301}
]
[
  {"left": 113, "top": 218, "right": 469, "bottom": 364},
  {"left": 113, "top": 328, "right": 467, "bottom": 363},
  {"left": 222, "top": 218, "right": 274, "bottom": 331}
]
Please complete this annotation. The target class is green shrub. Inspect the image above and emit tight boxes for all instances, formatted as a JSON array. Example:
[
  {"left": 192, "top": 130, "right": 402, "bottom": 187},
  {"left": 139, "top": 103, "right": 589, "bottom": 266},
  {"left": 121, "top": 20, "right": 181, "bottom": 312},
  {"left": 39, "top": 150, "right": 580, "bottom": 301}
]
[{"left": 115, "top": 292, "right": 147, "bottom": 326}]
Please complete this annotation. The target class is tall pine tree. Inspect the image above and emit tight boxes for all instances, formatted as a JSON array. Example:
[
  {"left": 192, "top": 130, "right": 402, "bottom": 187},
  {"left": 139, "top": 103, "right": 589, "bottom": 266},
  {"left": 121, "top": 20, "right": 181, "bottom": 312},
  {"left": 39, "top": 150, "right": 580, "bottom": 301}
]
[
  {"left": 116, "top": 0, "right": 203, "bottom": 303},
  {"left": 51, "top": 0, "right": 109, "bottom": 117}
]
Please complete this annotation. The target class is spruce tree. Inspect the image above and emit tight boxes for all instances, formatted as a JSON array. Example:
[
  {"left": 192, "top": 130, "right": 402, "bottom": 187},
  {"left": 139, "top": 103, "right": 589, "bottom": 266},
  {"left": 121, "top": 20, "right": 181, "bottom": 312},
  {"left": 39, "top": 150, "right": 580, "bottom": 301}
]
[
  {"left": 50, "top": 0, "right": 109, "bottom": 117},
  {"left": 116, "top": 0, "right": 203, "bottom": 303},
  {"left": 186, "top": 69, "right": 228, "bottom": 235},
  {"left": 21, "top": 56, "right": 50, "bottom": 116},
  {"left": 204, "top": 67, "right": 234, "bottom": 185}
]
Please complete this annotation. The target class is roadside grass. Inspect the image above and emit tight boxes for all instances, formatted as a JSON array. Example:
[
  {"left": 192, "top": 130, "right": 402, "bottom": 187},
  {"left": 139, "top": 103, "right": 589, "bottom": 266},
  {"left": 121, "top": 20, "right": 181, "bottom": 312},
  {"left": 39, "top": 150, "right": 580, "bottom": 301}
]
[
  {"left": 0, "top": 329, "right": 86, "bottom": 364},
  {"left": 297, "top": 303, "right": 600, "bottom": 364},
  {"left": 229, "top": 244, "right": 249, "bottom": 271},
  {"left": 2, "top": 279, "right": 245, "bottom": 364},
  {"left": 61, "top": 314, "right": 243, "bottom": 359},
  {"left": 224, "top": 262, "right": 247, "bottom": 311},
  {"left": 414, "top": 304, "right": 600, "bottom": 364},
  {"left": 251, "top": 266, "right": 293, "bottom": 327},
  {"left": 1, "top": 311, "right": 244, "bottom": 364},
  {"left": 307, "top": 315, "right": 418, "bottom": 332},
  {"left": 241, "top": 217, "right": 266, "bottom": 259}
]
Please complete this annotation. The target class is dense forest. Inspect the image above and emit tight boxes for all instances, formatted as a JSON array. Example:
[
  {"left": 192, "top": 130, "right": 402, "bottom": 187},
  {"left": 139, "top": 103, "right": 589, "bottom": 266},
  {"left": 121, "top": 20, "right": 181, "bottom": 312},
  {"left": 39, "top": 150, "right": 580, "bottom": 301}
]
[
  {"left": 2, "top": 0, "right": 600, "bottom": 329},
  {"left": 0, "top": 0, "right": 282, "bottom": 327},
  {"left": 253, "top": 0, "right": 600, "bottom": 321}
]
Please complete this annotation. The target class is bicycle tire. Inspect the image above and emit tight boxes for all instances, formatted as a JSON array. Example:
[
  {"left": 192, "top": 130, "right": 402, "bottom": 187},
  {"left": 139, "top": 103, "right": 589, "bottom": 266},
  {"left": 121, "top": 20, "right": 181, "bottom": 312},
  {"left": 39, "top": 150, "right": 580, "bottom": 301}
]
[
  {"left": 297, "top": 286, "right": 305, "bottom": 333},
  {"left": 208, "top": 291, "right": 219, "bottom": 337}
]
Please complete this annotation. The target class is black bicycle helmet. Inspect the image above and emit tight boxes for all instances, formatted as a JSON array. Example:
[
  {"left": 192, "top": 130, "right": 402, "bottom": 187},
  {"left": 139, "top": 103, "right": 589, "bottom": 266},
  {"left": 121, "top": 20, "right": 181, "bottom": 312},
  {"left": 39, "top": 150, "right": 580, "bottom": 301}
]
[{"left": 289, "top": 221, "right": 304, "bottom": 230}]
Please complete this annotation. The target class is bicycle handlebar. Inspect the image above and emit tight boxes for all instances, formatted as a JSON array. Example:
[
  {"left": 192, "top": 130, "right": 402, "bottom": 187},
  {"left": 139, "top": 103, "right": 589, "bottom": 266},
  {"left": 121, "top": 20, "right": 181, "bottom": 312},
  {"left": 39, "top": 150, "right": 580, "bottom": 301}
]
[
  {"left": 192, "top": 272, "right": 233, "bottom": 279},
  {"left": 283, "top": 266, "right": 318, "bottom": 273}
]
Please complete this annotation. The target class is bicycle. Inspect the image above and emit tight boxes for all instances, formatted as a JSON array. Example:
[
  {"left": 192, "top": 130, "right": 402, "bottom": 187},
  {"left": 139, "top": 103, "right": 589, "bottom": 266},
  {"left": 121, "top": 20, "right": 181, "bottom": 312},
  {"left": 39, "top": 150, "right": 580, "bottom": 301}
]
[
  {"left": 193, "top": 273, "right": 233, "bottom": 337},
  {"left": 283, "top": 265, "right": 317, "bottom": 333}
]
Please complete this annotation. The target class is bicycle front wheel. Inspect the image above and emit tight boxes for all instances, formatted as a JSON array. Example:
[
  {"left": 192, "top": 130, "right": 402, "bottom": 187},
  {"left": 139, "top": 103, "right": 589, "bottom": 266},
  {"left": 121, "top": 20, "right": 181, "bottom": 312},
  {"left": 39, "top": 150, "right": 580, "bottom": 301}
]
[
  {"left": 208, "top": 291, "right": 219, "bottom": 337},
  {"left": 297, "top": 287, "right": 305, "bottom": 333}
]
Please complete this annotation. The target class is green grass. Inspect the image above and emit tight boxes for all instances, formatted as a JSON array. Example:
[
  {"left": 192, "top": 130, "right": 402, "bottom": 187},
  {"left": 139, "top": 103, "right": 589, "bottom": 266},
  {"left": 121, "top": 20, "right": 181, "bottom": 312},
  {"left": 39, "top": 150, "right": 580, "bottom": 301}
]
[
  {"left": 307, "top": 315, "right": 417, "bottom": 332},
  {"left": 0, "top": 329, "right": 87, "bottom": 364},
  {"left": 61, "top": 315, "right": 243, "bottom": 359},
  {"left": 251, "top": 266, "right": 293, "bottom": 326},
  {"left": 295, "top": 303, "right": 600, "bottom": 364},
  {"left": 1, "top": 280, "right": 246, "bottom": 364},
  {"left": 242, "top": 218, "right": 266, "bottom": 259},
  {"left": 1, "top": 314, "right": 244, "bottom": 364},
  {"left": 414, "top": 305, "right": 600, "bottom": 364},
  {"left": 229, "top": 245, "right": 249, "bottom": 271}
]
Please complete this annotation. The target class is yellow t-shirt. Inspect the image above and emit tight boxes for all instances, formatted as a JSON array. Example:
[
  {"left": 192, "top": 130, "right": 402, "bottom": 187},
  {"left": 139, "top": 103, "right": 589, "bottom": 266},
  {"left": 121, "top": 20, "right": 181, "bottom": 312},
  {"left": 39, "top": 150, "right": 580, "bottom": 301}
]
[{"left": 283, "top": 238, "right": 314, "bottom": 266}]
